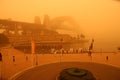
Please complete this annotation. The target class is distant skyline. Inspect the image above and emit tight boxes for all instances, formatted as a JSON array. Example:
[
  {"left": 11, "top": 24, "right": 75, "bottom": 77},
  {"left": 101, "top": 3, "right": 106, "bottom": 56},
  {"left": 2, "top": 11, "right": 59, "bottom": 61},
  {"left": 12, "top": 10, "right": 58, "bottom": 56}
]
[{"left": 0, "top": 0, "right": 120, "bottom": 52}]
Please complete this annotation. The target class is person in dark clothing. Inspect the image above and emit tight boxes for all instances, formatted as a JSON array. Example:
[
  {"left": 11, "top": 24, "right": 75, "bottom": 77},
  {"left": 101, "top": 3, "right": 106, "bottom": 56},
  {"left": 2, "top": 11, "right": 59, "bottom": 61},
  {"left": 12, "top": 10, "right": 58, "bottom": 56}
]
[
  {"left": 0, "top": 52, "right": 2, "bottom": 61},
  {"left": 13, "top": 56, "right": 15, "bottom": 62},
  {"left": 106, "top": 56, "right": 109, "bottom": 61}
]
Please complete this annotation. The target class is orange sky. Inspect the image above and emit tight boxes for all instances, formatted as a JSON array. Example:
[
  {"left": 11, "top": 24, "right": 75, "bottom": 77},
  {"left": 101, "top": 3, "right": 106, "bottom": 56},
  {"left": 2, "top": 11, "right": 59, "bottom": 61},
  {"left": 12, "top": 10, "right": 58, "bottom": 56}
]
[{"left": 0, "top": 0, "right": 120, "bottom": 52}]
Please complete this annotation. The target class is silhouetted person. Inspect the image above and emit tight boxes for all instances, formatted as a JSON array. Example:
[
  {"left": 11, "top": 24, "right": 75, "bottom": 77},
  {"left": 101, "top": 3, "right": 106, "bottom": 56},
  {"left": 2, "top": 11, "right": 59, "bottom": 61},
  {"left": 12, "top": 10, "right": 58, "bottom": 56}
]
[
  {"left": 106, "top": 56, "right": 109, "bottom": 61},
  {"left": 0, "top": 52, "right": 2, "bottom": 61},
  {"left": 13, "top": 56, "right": 15, "bottom": 62}
]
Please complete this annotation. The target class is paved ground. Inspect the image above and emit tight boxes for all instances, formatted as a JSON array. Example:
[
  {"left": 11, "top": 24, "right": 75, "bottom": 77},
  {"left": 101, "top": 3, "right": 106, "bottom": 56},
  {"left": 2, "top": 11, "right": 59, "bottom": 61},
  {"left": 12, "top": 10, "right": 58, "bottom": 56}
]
[
  {"left": 14, "top": 62, "right": 120, "bottom": 80},
  {"left": 1, "top": 47, "right": 120, "bottom": 80}
]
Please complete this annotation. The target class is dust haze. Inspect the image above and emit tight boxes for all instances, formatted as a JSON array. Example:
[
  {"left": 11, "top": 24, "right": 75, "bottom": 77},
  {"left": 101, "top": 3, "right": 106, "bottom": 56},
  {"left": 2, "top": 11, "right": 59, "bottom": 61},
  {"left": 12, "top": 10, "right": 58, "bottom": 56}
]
[{"left": 0, "top": 0, "right": 120, "bottom": 52}]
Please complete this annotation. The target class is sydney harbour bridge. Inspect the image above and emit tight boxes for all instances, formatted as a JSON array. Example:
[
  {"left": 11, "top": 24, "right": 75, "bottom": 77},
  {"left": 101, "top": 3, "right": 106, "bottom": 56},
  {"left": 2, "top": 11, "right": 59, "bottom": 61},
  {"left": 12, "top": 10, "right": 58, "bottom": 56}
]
[{"left": 0, "top": 16, "right": 88, "bottom": 53}]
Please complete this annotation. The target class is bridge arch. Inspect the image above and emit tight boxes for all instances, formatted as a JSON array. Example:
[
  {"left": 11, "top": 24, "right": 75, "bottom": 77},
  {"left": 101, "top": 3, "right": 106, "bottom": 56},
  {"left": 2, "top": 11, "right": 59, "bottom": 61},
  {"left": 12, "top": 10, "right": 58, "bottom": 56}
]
[{"left": 50, "top": 16, "right": 81, "bottom": 34}]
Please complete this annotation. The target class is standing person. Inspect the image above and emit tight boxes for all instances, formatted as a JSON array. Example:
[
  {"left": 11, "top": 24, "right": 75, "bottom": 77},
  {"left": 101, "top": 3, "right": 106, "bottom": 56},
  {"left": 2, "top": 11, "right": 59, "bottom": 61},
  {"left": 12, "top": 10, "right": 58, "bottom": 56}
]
[
  {"left": 0, "top": 53, "right": 2, "bottom": 62},
  {"left": 0, "top": 52, "right": 2, "bottom": 80},
  {"left": 13, "top": 56, "right": 15, "bottom": 62},
  {"left": 106, "top": 56, "right": 109, "bottom": 61}
]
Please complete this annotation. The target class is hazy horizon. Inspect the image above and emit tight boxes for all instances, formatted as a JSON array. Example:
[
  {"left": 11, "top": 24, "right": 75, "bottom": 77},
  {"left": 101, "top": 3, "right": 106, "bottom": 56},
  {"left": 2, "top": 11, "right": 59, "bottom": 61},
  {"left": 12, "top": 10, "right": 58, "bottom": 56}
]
[{"left": 0, "top": 0, "right": 120, "bottom": 52}]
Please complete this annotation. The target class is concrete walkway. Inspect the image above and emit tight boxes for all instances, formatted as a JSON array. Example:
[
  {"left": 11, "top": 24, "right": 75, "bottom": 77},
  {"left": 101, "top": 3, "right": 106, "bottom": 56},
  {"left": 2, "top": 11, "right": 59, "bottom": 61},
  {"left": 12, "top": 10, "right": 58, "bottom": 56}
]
[
  {"left": 0, "top": 47, "right": 120, "bottom": 80},
  {"left": 13, "top": 62, "right": 120, "bottom": 80}
]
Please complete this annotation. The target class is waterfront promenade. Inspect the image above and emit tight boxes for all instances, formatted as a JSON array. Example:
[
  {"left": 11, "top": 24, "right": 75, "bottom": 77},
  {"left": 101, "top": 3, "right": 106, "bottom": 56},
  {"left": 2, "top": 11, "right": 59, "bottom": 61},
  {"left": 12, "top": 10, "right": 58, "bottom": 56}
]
[
  {"left": 13, "top": 62, "right": 120, "bottom": 80},
  {"left": 0, "top": 47, "right": 120, "bottom": 80}
]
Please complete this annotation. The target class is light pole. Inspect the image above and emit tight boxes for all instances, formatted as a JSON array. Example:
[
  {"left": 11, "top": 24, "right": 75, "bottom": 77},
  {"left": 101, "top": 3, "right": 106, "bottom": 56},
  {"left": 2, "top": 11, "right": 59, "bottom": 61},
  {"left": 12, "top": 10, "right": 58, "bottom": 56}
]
[
  {"left": 31, "top": 38, "right": 38, "bottom": 66},
  {"left": 31, "top": 38, "right": 36, "bottom": 66},
  {"left": 88, "top": 39, "right": 94, "bottom": 62},
  {"left": 60, "top": 38, "right": 63, "bottom": 63},
  {"left": 88, "top": 39, "right": 94, "bottom": 55}
]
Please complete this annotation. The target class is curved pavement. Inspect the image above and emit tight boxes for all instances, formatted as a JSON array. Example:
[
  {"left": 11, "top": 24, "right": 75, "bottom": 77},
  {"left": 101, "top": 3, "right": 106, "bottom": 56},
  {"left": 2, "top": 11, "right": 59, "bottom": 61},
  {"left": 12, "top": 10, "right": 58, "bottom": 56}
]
[{"left": 13, "top": 62, "right": 120, "bottom": 80}]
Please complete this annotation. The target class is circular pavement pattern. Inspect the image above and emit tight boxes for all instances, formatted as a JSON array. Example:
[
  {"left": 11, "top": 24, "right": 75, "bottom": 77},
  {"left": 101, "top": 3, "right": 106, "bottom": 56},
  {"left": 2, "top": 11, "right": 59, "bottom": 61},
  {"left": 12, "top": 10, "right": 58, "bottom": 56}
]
[{"left": 14, "top": 62, "right": 120, "bottom": 80}]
